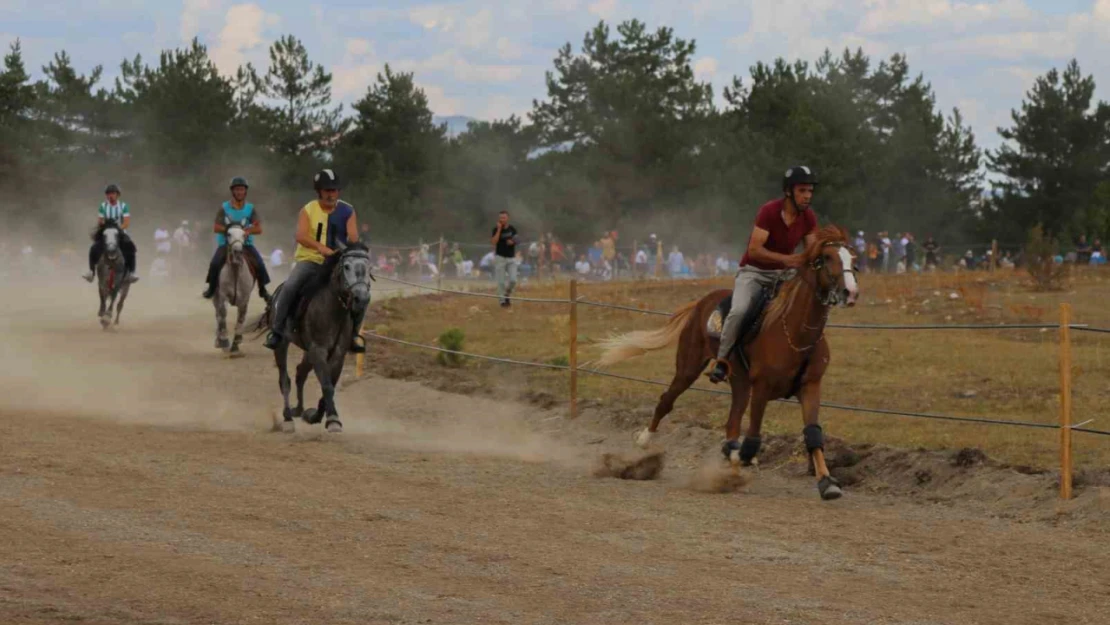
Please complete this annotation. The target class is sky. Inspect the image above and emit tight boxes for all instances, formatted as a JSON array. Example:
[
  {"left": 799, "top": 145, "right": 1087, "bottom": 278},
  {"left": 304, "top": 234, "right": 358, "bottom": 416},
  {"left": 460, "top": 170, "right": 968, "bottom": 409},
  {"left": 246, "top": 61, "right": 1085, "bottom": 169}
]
[{"left": 4, "top": 0, "right": 1110, "bottom": 152}]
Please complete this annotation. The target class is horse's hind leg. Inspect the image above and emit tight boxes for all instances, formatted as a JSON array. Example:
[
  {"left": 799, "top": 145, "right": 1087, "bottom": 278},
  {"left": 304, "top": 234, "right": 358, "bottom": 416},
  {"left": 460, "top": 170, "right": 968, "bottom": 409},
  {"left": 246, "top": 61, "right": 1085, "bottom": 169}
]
[
  {"left": 798, "top": 380, "right": 841, "bottom": 500},
  {"left": 309, "top": 348, "right": 340, "bottom": 432},
  {"left": 722, "top": 374, "right": 754, "bottom": 466},
  {"left": 293, "top": 354, "right": 311, "bottom": 418},
  {"left": 276, "top": 342, "right": 295, "bottom": 433},
  {"left": 636, "top": 356, "right": 709, "bottom": 449}
]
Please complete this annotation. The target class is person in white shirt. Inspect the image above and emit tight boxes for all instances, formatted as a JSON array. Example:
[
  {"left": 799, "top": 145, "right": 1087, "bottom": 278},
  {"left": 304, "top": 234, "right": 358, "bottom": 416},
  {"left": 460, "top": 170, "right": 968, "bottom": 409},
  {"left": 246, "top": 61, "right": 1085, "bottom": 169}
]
[
  {"left": 575, "top": 254, "right": 591, "bottom": 276},
  {"left": 667, "top": 245, "right": 685, "bottom": 277},
  {"left": 479, "top": 250, "right": 496, "bottom": 278},
  {"left": 154, "top": 227, "right": 171, "bottom": 254},
  {"left": 172, "top": 220, "right": 191, "bottom": 248},
  {"left": 715, "top": 254, "right": 730, "bottom": 276},
  {"left": 269, "top": 248, "right": 285, "bottom": 268}
]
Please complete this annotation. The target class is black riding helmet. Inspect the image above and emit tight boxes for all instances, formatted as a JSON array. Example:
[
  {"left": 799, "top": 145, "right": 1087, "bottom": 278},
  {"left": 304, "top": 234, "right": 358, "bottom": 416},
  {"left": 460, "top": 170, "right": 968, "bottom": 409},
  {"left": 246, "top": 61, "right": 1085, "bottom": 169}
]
[
  {"left": 104, "top": 183, "right": 121, "bottom": 195},
  {"left": 313, "top": 168, "right": 341, "bottom": 191},
  {"left": 229, "top": 176, "right": 249, "bottom": 189},
  {"left": 782, "top": 166, "right": 818, "bottom": 193}
]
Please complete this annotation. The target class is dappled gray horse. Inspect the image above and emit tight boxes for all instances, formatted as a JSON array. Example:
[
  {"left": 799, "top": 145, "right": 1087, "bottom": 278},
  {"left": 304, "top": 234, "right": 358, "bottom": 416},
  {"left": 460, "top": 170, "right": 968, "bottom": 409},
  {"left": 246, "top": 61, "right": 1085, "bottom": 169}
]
[
  {"left": 252, "top": 241, "right": 372, "bottom": 433},
  {"left": 214, "top": 224, "right": 256, "bottom": 356},
  {"left": 95, "top": 223, "right": 131, "bottom": 329}
]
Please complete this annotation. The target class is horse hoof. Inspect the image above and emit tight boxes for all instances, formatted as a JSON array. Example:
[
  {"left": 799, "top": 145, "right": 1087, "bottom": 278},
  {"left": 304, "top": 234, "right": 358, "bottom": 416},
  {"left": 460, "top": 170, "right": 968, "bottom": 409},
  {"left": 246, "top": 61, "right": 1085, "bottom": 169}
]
[
  {"left": 721, "top": 440, "right": 741, "bottom": 467},
  {"left": 635, "top": 429, "right": 654, "bottom": 449},
  {"left": 281, "top": 420, "right": 295, "bottom": 434},
  {"left": 302, "top": 408, "right": 322, "bottom": 425},
  {"left": 326, "top": 420, "right": 343, "bottom": 433},
  {"left": 818, "top": 476, "right": 843, "bottom": 500},
  {"left": 217, "top": 338, "right": 230, "bottom": 349},
  {"left": 291, "top": 407, "right": 303, "bottom": 418}
]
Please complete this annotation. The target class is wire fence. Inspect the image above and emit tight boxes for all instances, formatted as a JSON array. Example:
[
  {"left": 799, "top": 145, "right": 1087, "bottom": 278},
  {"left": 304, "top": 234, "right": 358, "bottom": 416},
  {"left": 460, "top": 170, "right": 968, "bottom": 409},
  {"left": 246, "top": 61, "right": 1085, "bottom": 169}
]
[{"left": 363, "top": 333, "right": 1110, "bottom": 437}]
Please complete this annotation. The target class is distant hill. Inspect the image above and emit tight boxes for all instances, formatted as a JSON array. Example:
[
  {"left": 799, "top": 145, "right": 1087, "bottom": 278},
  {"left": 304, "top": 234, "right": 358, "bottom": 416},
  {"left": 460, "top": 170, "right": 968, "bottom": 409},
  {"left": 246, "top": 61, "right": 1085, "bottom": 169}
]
[{"left": 434, "top": 115, "right": 478, "bottom": 138}]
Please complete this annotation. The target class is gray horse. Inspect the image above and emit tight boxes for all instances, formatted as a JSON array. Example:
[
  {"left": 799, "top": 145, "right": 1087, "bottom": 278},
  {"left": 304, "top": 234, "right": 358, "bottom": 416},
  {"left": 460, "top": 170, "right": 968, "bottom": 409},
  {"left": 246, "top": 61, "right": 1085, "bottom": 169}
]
[
  {"left": 252, "top": 241, "right": 372, "bottom": 433},
  {"left": 95, "top": 223, "right": 131, "bottom": 329},
  {"left": 214, "top": 224, "right": 256, "bottom": 356}
]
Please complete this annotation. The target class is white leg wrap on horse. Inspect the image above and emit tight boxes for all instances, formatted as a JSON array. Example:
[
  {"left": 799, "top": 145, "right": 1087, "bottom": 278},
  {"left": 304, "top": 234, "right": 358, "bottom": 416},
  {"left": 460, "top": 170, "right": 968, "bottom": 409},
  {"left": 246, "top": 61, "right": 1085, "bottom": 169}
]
[{"left": 635, "top": 429, "right": 654, "bottom": 449}]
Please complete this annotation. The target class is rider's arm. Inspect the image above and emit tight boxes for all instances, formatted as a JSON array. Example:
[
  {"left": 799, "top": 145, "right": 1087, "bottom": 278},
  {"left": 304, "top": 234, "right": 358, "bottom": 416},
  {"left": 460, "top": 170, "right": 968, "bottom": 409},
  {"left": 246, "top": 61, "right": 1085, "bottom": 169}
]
[
  {"left": 121, "top": 215, "right": 131, "bottom": 230},
  {"left": 491, "top": 224, "right": 502, "bottom": 245},
  {"left": 747, "top": 227, "right": 803, "bottom": 268},
  {"left": 295, "top": 208, "right": 333, "bottom": 256},
  {"left": 347, "top": 211, "right": 359, "bottom": 243},
  {"left": 247, "top": 209, "right": 262, "bottom": 236}
]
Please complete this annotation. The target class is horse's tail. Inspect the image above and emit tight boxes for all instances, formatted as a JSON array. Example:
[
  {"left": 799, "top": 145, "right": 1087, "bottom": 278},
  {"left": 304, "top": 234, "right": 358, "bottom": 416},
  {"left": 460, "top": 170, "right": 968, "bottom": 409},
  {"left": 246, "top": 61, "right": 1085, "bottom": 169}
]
[{"left": 596, "top": 300, "right": 698, "bottom": 367}]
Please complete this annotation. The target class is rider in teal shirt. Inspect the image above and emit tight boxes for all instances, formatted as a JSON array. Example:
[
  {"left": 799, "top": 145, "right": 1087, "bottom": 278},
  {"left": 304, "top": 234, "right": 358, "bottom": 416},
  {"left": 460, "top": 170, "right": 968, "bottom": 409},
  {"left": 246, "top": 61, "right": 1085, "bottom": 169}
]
[{"left": 202, "top": 176, "right": 272, "bottom": 301}]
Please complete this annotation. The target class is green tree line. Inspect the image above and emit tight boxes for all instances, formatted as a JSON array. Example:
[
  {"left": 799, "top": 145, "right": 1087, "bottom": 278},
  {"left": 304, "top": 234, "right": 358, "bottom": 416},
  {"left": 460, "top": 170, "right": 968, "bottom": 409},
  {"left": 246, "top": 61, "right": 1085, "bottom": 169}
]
[{"left": 1, "top": 19, "right": 1106, "bottom": 250}]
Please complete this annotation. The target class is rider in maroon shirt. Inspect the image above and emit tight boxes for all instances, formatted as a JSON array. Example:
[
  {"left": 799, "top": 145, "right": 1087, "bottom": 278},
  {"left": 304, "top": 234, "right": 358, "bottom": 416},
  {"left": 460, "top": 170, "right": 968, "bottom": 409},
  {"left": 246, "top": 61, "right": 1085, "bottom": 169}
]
[{"left": 709, "top": 166, "right": 820, "bottom": 383}]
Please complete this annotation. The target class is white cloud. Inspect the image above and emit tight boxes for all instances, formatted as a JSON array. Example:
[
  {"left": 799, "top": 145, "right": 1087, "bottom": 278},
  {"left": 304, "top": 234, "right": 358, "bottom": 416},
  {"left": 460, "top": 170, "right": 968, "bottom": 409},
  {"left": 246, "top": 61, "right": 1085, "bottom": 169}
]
[
  {"left": 932, "top": 31, "right": 1076, "bottom": 61},
  {"left": 460, "top": 8, "right": 493, "bottom": 48},
  {"left": 478, "top": 94, "right": 528, "bottom": 120},
  {"left": 395, "top": 49, "right": 524, "bottom": 83},
  {"left": 345, "top": 37, "right": 373, "bottom": 58},
  {"left": 420, "top": 83, "right": 462, "bottom": 115},
  {"left": 1095, "top": 0, "right": 1110, "bottom": 22},
  {"left": 858, "top": 0, "right": 1035, "bottom": 34},
  {"left": 693, "top": 57, "right": 718, "bottom": 80},
  {"left": 495, "top": 37, "right": 524, "bottom": 61},
  {"left": 588, "top": 0, "right": 618, "bottom": 19},
  {"left": 409, "top": 4, "right": 456, "bottom": 31},
  {"left": 209, "top": 3, "right": 280, "bottom": 75},
  {"left": 180, "top": 0, "right": 224, "bottom": 42}
]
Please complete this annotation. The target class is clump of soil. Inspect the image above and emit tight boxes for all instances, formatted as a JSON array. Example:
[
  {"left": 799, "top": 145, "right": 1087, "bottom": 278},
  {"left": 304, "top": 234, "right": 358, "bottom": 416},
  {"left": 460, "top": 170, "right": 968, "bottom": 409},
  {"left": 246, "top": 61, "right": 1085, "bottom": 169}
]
[{"left": 593, "top": 451, "right": 665, "bottom": 480}]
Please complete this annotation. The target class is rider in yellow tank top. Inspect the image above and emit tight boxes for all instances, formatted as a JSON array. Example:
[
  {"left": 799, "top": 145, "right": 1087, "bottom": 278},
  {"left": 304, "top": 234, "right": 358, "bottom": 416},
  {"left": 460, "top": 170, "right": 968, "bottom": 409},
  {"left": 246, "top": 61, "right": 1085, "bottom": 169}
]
[
  {"left": 264, "top": 169, "right": 364, "bottom": 352},
  {"left": 294, "top": 198, "right": 355, "bottom": 265}
]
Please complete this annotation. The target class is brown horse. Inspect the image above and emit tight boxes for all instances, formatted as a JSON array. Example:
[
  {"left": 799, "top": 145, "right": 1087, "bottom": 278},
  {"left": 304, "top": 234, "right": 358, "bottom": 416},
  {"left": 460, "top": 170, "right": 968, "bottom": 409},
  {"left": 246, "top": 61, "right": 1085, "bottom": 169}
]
[{"left": 598, "top": 225, "right": 858, "bottom": 500}]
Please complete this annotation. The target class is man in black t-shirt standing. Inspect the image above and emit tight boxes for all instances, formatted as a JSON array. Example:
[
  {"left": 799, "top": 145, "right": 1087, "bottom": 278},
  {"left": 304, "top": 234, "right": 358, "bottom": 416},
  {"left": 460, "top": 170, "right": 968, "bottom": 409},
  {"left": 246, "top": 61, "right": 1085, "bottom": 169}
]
[{"left": 491, "top": 210, "right": 519, "bottom": 307}]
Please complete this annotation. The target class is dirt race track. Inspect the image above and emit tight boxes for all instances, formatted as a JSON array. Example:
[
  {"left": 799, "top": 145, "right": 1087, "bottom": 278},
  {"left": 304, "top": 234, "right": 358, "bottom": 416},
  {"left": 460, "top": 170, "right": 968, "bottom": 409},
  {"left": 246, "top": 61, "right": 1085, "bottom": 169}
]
[{"left": 1, "top": 280, "right": 1108, "bottom": 625}]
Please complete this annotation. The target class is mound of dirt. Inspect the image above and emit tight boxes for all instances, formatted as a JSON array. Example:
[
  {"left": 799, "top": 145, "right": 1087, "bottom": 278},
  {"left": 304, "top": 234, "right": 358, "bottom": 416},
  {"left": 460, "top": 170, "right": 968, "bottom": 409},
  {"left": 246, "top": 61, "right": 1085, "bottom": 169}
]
[{"left": 593, "top": 451, "right": 665, "bottom": 480}]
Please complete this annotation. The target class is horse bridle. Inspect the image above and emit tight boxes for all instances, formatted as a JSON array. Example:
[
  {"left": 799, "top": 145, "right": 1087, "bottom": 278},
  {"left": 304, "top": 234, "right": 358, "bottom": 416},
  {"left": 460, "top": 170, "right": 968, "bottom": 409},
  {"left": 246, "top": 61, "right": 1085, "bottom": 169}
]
[
  {"left": 808, "top": 241, "right": 856, "bottom": 307},
  {"left": 333, "top": 249, "right": 374, "bottom": 311}
]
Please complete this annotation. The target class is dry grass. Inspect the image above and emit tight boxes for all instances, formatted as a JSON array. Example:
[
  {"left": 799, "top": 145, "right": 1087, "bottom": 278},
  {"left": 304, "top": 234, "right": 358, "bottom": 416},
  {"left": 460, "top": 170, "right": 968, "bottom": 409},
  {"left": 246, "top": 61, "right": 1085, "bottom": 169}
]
[{"left": 367, "top": 267, "right": 1110, "bottom": 470}]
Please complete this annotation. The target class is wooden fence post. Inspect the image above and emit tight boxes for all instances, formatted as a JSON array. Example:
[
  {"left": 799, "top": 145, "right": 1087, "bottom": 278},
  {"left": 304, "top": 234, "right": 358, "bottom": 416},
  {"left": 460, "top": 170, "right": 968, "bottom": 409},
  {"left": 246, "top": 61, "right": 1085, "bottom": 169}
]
[
  {"left": 991, "top": 239, "right": 998, "bottom": 272},
  {"left": 569, "top": 279, "right": 579, "bottom": 419},
  {"left": 655, "top": 240, "right": 663, "bottom": 278},
  {"left": 356, "top": 323, "right": 366, "bottom": 378},
  {"left": 1058, "top": 302, "right": 1073, "bottom": 500},
  {"left": 436, "top": 235, "right": 445, "bottom": 290}
]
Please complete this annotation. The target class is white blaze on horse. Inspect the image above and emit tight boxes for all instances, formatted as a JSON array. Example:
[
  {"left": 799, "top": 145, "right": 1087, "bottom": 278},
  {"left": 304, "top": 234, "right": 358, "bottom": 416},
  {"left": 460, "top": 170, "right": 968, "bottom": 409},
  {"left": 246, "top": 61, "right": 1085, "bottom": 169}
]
[
  {"left": 213, "top": 224, "right": 256, "bottom": 356},
  {"left": 95, "top": 222, "right": 131, "bottom": 329}
]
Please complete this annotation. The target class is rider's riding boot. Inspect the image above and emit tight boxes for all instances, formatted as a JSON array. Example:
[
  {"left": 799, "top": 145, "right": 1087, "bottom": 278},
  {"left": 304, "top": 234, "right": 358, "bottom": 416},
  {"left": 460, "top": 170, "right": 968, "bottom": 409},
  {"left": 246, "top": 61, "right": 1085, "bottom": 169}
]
[
  {"left": 708, "top": 359, "right": 730, "bottom": 384},
  {"left": 202, "top": 282, "right": 217, "bottom": 299},
  {"left": 127, "top": 272, "right": 139, "bottom": 283},
  {"left": 263, "top": 330, "right": 283, "bottom": 350},
  {"left": 349, "top": 334, "right": 366, "bottom": 354},
  {"left": 82, "top": 270, "right": 94, "bottom": 282},
  {"left": 259, "top": 285, "right": 272, "bottom": 303}
]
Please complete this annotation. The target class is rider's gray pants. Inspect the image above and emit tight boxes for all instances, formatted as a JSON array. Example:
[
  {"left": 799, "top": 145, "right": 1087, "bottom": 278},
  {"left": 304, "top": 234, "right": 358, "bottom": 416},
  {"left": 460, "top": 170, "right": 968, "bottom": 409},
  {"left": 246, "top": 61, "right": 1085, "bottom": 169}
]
[
  {"left": 716, "top": 266, "right": 783, "bottom": 361},
  {"left": 270, "top": 260, "right": 329, "bottom": 334}
]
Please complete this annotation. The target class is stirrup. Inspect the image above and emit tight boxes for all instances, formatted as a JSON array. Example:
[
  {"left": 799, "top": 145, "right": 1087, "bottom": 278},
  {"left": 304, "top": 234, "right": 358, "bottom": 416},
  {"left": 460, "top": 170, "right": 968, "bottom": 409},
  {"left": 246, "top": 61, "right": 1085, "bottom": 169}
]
[
  {"left": 707, "top": 358, "right": 732, "bottom": 383},
  {"left": 263, "top": 331, "right": 283, "bottom": 350}
]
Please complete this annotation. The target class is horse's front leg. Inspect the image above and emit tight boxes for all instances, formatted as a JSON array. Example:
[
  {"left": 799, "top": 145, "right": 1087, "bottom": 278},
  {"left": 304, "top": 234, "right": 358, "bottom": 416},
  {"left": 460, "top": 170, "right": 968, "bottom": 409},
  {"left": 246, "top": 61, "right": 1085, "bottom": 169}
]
[
  {"left": 114, "top": 286, "right": 128, "bottom": 326},
  {"left": 799, "top": 380, "right": 841, "bottom": 500},
  {"left": 215, "top": 295, "right": 229, "bottom": 350},
  {"left": 310, "top": 347, "right": 341, "bottom": 433},
  {"left": 230, "top": 297, "right": 248, "bottom": 355}
]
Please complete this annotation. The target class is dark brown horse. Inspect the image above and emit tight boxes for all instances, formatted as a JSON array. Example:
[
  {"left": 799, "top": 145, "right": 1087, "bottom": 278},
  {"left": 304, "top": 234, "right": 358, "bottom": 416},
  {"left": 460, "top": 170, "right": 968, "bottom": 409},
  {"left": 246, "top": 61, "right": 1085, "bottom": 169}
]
[{"left": 598, "top": 225, "right": 858, "bottom": 500}]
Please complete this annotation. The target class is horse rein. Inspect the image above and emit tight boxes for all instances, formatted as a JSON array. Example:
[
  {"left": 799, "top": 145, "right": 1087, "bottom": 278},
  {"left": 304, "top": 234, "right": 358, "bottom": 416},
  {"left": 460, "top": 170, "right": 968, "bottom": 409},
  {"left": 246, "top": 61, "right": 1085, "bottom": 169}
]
[{"left": 782, "top": 241, "right": 854, "bottom": 352}]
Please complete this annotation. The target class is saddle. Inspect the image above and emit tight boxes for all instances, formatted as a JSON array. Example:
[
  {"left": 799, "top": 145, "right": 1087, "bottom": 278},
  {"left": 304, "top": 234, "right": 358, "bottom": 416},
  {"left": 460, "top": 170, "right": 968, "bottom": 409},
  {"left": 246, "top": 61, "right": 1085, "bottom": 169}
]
[{"left": 706, "top": 272, "right": 791, "bottom": 371}]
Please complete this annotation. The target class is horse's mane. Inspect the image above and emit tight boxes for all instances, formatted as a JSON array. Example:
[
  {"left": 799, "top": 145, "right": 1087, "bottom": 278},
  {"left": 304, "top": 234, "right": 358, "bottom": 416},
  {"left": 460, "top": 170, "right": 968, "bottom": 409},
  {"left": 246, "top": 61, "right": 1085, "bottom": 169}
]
[{"left": 762, "top": 224, "right": 849, "bottom": 329}]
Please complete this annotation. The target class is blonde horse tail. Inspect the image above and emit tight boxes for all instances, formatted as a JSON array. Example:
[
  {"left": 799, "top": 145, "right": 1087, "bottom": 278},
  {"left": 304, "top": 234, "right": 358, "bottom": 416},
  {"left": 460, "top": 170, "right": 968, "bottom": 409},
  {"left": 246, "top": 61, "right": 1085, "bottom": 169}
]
[{"left": 596, "top": 300, "right": 698, "bottom": 367}]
